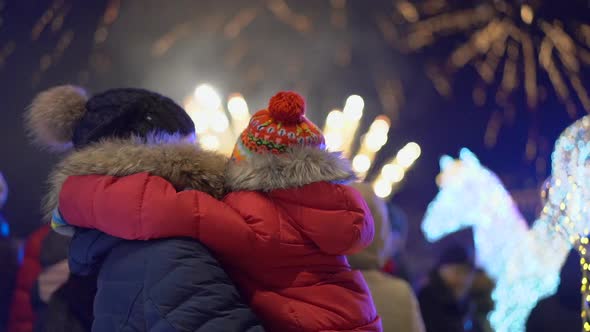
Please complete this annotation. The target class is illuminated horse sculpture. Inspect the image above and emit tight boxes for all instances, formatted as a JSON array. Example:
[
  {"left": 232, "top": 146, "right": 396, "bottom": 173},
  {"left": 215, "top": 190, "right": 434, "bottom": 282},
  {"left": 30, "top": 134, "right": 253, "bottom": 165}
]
[{"left": 422, "top": 148, "right": 570, "bottom": 332}]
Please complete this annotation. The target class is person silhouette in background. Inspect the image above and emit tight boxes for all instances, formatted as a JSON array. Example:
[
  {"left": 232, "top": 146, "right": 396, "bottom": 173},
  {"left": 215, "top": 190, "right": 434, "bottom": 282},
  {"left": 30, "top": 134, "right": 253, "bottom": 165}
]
[
  {"left": 7, "top": 225, "right": 50, "bottom": 332},
  {"left": 348, "top": 182, "right": 425, "bottom": 332},
  {"left": 526, "top": 249, "right": 581, "bottom": 332},
  {"left": 30, "top": 230, "right": 96, "bottom": 332},
  {"left": 381, "top": 203, "right": 412, "bottom": 282},
  {"left": 466, "top": 268, "right": 495, "bottom": 332},
  {"left": 7, "top": 223, "right": 88, "bottom": 332},
  {"left": 418, "top": 244, "right": 476, "bottom": 332}
]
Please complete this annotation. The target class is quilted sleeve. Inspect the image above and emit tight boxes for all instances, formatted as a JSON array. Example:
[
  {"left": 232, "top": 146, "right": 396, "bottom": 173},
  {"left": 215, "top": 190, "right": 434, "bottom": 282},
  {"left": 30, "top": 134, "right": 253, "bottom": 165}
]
[
  {"left": 59, "top": 173, "right": 200, "bottom": 240},
  {"left": 143, "top": 239, "right": 265, "bottom": 332},
  {"left": 59, "top": 173, "right": 262, "bottom": 261},
  {"left": 270, "top": 182, "right": 375, "bottom": 255}
]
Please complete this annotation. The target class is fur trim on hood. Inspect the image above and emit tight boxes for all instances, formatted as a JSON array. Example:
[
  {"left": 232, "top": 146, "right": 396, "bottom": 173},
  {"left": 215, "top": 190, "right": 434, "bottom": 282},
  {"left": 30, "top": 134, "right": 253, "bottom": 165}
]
[
  {"left": 224, "top": 147, "right": 356, "bottom": 192},
  {"left": 44, "top": 134, "right": 227, "bottom": 220}
]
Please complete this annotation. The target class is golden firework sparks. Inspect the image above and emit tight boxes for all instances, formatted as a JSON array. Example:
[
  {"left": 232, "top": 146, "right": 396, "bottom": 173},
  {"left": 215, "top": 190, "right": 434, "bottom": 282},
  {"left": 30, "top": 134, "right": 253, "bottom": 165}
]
[
  {"left": 0, "top": 41, "right": 15, "bottom": 70},
  {"left": 32, "top": 29, "right": 75, "bottom": 86},
  {"left": 94, "top": 0, "right": 121, "bottom": 45},
  {"left": 31, "top": 0, "right": 65, "bottom": 41},
  {"left": 267, "top": 0, "right": 313, "bottom": 33},
  {"left": 388, "top": 0, "right": 590, "bottom": 156}
]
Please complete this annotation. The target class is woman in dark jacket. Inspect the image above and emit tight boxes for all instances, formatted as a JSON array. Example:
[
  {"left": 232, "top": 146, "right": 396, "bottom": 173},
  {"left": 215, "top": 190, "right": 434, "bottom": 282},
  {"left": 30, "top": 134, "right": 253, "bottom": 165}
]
[
  {"left": 526, "top": 249, "right": 581, "bottom": 332},
  {"left": 31, "top": 230, "right": 94, "bottom": 332},
  {"left": 418, "top": 245, "right": 475, "bottom": 332},
  {"left": 28, "top": 85, "right": 264, "bottom": 331}
]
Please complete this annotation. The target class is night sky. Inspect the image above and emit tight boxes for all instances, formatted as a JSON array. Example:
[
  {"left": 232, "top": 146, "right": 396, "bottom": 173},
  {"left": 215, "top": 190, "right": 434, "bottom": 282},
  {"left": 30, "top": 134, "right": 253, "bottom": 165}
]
[{"left": 0, "top": 0, "right": 586, "bottom": 273}]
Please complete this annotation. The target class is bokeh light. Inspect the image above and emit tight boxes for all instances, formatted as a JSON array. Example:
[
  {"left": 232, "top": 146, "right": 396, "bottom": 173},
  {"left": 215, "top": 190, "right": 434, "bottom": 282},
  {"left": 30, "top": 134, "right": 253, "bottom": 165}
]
[
  {"left": 381, "top": 163, "right": 405, "bottom": 183},
  {"left": 325, "top": 132, "right": 343, "bottom": 151},
  {"left": 326, "top": 110, "right": 345, "bottom": 129},
  {"left": 352, "top": 154, "right": 371, "bottom": 173},
  {"left": 200, "top": 134, "right": 220, "bottom": 150},
  {"left": 396, "top": 142, "right": 421, "bottom": 168},
  {"left": 227, "top": 94, "right": 249, "bottom": 120},
  {"left": 343, "top": 95, "right": 364, "bottom": 120},
  {"left": 210, "top": 111, "right": 230, "bottom": 133},
  {"left": 373, "top": 178, "right": 393, "bottom": 198},
  {"left": 194, "top": 84, "right": 221, "bottom": 110}
]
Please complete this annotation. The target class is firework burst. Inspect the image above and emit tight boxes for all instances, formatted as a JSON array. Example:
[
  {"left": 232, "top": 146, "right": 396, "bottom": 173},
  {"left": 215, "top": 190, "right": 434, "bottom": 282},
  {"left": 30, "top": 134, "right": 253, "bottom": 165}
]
[{"left": 384, "top": 0, "right": 590, "bottom": 156}]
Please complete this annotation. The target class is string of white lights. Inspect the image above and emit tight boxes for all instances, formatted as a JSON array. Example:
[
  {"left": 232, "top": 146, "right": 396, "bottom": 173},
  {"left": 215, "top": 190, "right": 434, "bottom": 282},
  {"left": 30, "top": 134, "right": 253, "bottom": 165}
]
[{"left": 541, "top": 115, "right": 590, "bottom": 330}]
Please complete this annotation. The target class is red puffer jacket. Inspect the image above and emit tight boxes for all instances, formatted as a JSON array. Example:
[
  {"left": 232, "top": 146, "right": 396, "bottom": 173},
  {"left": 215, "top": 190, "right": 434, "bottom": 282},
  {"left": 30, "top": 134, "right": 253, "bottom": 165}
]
[
  {"left": 7, "top": 226, "right": 50, "bottom": 332},
  {"left": 58, "top": 147, "right": 381, "bottom": 332}
]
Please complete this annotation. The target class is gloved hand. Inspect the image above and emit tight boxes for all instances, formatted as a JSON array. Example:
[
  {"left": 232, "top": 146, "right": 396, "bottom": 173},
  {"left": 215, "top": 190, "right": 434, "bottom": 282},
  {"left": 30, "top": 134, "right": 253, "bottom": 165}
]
[{"left": 37, "top": 259, "right": 69, "bottom": 303}]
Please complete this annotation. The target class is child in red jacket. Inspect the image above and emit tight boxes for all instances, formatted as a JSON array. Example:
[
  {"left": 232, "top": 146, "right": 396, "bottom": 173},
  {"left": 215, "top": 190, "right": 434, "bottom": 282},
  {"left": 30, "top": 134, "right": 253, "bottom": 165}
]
[{"left": 56, "top": 92, "right": 381, "bottom": 332}]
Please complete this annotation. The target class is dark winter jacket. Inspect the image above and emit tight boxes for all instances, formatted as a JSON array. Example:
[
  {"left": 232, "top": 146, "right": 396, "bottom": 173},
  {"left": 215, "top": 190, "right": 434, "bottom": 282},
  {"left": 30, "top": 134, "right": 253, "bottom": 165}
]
[
  {"left": 526, "top": 250, "right": 581, "bottom": 332},
  {"left": 47, "top": 138, "right": 264, "bottom": 332},
  {"left": 67, "top": 229, "right": 263, "bottom": 332},
  {"left": 418, "top": 270, "right": 469, "bottom": 332}
]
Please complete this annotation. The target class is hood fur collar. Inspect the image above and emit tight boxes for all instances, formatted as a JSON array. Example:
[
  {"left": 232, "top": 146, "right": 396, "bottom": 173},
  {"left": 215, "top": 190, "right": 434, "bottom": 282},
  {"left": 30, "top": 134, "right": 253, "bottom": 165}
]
[
  {"left": 225, "top": 147, "right": 355, "bottom": 192},
  {"left": 45, "top": 136, "right": 227, "bottom": 219}
]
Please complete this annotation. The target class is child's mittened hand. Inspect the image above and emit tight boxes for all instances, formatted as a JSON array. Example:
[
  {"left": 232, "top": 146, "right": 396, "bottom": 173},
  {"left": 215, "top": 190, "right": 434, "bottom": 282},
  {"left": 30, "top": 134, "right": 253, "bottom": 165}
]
[{"left": 51, "top": 208, "right": 75, "bottom": 236}]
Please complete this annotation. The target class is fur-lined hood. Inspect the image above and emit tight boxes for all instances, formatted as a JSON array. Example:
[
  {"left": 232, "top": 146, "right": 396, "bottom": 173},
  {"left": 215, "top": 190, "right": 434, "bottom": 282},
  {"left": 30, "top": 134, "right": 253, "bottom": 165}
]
[
  {"left": 45, "top": 136, "right": 227, "bottom": 219},
  {"left": 225, "top": 147, "right": 356, "bottom": 192},
  {"left": 46, "top": 142, "right": 354, "bottom": 219}
]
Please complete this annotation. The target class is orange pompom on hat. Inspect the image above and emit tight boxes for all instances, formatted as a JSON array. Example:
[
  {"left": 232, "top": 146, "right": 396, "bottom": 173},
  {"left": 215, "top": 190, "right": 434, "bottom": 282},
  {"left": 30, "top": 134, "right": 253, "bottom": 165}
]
[{"left": 231, "top": 91, "right": 325, "bottom": 161}]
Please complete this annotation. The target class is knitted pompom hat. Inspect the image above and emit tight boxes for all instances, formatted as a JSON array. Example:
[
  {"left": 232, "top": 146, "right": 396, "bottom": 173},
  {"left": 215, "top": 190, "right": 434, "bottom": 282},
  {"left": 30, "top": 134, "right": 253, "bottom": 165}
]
[
  {"left": 26, "top": 85, "right": 195, "bottom": 151},
  {"left": 231, "top": 91, "right": 325, "bottom": 161}
]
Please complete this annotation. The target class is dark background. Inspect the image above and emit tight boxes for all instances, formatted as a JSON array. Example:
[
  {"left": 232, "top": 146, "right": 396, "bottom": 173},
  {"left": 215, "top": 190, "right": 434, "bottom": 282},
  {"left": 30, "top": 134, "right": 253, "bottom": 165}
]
[{"left": 0, "top": 0, "right": 587, "bottom": 275}]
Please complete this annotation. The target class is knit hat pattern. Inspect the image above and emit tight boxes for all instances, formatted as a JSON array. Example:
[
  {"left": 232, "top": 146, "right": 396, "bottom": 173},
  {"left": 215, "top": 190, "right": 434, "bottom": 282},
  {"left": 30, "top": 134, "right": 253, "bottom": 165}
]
[{"left": 231, "top": 91, "right": 324, "bottom": 161}]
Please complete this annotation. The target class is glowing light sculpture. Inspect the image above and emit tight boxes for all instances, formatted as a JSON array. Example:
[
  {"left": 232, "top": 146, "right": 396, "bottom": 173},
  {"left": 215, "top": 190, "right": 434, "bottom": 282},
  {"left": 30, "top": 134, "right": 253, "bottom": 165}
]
[
  {"left": 422, "top": 148, "right": 570, "bottom": 332},
  {"left": 540, "top": 115, "right": 590, "bottom": 330}
]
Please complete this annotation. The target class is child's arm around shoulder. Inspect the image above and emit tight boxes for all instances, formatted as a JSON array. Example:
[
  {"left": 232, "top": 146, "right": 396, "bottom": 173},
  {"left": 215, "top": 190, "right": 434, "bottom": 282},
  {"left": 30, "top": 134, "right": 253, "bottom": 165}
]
[
  {"left": 59, "top": 172, "right": 263, "bottom": 260},
  {"left": 269, "top": 181, "right": 375, "bottom": 255}
]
